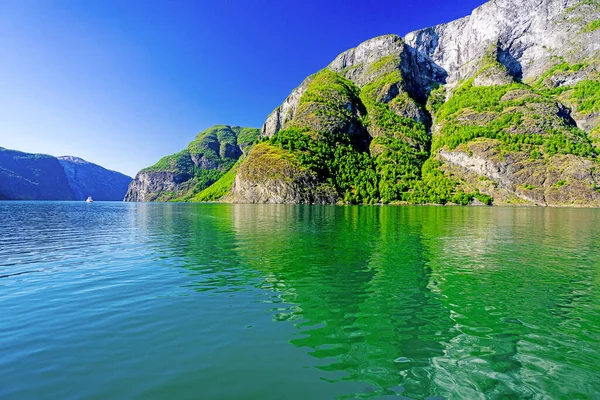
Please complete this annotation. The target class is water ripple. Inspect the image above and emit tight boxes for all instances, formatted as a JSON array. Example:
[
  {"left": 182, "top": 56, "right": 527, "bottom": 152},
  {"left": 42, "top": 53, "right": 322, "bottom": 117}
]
[{"left": 0, "top": 202, "right": 599, "bottom": 399}]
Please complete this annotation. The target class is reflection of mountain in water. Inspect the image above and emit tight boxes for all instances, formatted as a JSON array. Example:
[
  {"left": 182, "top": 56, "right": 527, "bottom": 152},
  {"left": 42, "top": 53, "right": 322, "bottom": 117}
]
[
  {"left": 150, "top": 204, "right": 600, "bottom": 399},
  {"left": 422, "top": 208, "right": 600, "bottom": 398},
  {"left": 229, "top": 205, "right": 458, "bottom": 399}
]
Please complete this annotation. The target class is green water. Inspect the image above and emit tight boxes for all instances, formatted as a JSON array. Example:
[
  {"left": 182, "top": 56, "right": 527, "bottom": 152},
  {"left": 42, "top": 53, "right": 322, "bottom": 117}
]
[{"left": 1, "top": 203, "right": 599, "bottom": 399}]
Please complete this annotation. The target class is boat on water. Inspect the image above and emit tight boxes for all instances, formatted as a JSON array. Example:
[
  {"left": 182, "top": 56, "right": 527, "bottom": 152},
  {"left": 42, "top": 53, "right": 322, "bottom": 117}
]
[{"left": 86, "top": 196, "right": 93, "bottom": 203}]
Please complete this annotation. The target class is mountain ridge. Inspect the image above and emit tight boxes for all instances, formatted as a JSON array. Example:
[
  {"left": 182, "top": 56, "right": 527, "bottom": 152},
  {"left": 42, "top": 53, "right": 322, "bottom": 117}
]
[
  {"left": 0, "top": 147, "right": 132, "bottom": 201},
  {"left": 128, "top": 0, "right": 600, "bottom": 206}
]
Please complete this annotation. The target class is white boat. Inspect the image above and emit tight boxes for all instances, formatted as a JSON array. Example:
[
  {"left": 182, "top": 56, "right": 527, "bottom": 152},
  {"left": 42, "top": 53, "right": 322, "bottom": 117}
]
[{"left": 86, "top": 196, "right": 94, "bottom": 203}]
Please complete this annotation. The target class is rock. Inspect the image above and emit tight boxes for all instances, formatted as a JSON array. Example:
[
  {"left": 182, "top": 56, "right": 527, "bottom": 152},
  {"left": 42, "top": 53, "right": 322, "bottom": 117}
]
[
  {"left": 473, "top": 63, "right": 514, "bottom": 87},
  {"left": 261, "top": 34, "right": 445, "bottom": 140},
  {"left": 404, "top": 0, "right": 600, "bottom": 84},
  {"left": 123, "top": 171, "right": 182, "bottom": 202},
  {"left": 226, "top": 144, "right": 339, "bottom": 204},
  {"left": 145, "top": 0, "right": 600, "bottom": 206},
  {"left": 439, "top": 139, "right": 600, "bottom": 207},
  {"left": 229, "top": 0, "right": 600, "bottom": 205},
  {"left": 261, "top": 77, "right": 314, "bottom": 139}
]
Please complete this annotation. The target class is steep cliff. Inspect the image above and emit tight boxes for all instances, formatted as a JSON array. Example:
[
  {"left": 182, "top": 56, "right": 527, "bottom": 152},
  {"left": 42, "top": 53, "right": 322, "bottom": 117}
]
[
  {"left": 0, "top": 147, "right": 132, "bottom": 201},
  {"left": 125, "top": 125, "right": 259, "bottom": 202},
  {"left": 226, "top": 0, "right": 600, "bottom": 206},
  {"left": 58, "top": 156, "right": 132, "bottom": 201}
]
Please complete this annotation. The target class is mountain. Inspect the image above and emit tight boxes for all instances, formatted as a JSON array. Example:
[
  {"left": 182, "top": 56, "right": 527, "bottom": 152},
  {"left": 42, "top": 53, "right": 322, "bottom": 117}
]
[
  {"left": 226, "top": 0, "right": 600, "bottom": 206},
  {"left": 0, "top": 147, "right": 132, "bottom": 201},
  {"left": 0, "top": 148, "right": 74, "bottom": 200},
  {"left": 130, "top": 0, "right": 600, "bottom": 206},
  {"left": 124, "top": 125, "right": 260, "bottom": 202},
  {"left": 57, "top": 156, "right": 132, "bottom": 201}
]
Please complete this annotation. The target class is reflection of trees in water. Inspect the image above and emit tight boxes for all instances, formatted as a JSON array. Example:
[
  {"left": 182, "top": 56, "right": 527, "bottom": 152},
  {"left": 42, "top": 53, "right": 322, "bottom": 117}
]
[
  {"left": 230, "top": 205, "right": 458, "bottom": 399},
  {"left": 422, "top": 207, "right": 600, "bottom": 398}
]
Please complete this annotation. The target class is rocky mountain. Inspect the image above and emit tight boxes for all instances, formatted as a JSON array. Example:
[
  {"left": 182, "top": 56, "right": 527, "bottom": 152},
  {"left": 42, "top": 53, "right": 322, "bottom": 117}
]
[
  {"left": 124, "top": 125, "right": 260, "bottom": 202},
  {"left": 0, "top": 147, "right": 132, "bottom": 201},
  {"left": 225, "top": 0, "right": 600, "bottom": 206},
  {"left": 133, "top": 0, "right": 600, "bottom": 206},
  {"left": 58, "top": 156, "right": 132, "bottom": 201}
]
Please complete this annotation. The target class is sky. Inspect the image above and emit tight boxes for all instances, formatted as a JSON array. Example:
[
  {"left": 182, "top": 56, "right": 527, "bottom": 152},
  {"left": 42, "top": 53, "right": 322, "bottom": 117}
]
[{"left": 0, "top": 0, "right": 487, "bottom": 177}]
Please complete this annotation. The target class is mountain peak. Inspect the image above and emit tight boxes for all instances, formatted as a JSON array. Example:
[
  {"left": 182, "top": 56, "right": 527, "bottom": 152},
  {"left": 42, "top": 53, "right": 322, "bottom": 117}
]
[
  {"left": 57, "top": 156, "right": 90, "bottom": 165},
  {"left": 404, "top": 0, "right": 600, "bottom": 84}
]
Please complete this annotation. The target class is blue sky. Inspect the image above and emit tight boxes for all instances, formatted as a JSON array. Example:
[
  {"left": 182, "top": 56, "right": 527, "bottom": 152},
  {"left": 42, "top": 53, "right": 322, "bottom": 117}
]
[{"left": 0, "top": 0, "right": 486, "bottom": 177}]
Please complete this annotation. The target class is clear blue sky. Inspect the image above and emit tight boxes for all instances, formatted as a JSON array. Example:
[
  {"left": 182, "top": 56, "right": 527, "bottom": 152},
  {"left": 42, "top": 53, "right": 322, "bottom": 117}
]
[{"left": 0, "top": 0, "right": 486, "bottom": 177}]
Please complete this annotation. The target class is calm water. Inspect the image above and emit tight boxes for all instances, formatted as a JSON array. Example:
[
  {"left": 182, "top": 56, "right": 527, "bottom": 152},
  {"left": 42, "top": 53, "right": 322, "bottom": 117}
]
[{"left": 1, "top": 202, "right": 599, "bottom": 400}]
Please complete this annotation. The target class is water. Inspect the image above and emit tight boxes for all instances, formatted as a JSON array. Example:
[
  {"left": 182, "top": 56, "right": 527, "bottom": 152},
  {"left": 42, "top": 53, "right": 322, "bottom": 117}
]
[{"left": 1, "top": 202, "right": 599, "bottom": 399}]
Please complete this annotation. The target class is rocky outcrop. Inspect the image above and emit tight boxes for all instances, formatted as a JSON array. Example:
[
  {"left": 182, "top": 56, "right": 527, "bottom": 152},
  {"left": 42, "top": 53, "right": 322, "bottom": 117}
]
[
  {"left": 124, "top": 172, "right": 183, "bottom": 202},
  {"left": 260, "top": 0, "right": 600, "bottom": 143},
  {"left": 0, "top": 147, "right": 132, "bottom": 201},
  {"left": 404, "top": 0, "right": 600, "bottom": 84},
  {"left": 260, "top": 34, "right": 443, "bottom": 140},
  {"left": 439, "top": 140, "right": 600, "bottom": 206},
  {"left": 226, "top": 144, "right": 339, "bottom": 204},
  {"left": 125, "top": 125, "right": 260, "bottom": 202},
  {"left": 261, "top": 77, "right": 314, "bottom": 139}
]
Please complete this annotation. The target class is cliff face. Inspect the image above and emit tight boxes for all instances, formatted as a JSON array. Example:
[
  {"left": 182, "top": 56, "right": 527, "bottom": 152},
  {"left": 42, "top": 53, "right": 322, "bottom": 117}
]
[
  {"left": 125, "top": 125, "right": 260, "bottom": 202},
  {"left": 0, "top": 147, "right": 132, "bottom": 201},
  {"left": 227, "top": 0, "right": 600, "bottom": 206},
  {"left": 260, "top": 35, "right": 442, "bottom": 140},
  {"left": 404, "top": 0, "right": 600, "bottom": 84},
  {"left": 58, "top": 156, "right": 132, "bottom": 201}
]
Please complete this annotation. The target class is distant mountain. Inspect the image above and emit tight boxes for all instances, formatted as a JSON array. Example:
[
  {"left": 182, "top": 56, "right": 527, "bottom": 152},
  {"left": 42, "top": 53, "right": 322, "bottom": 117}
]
[
  {"left": 125, "top": 125, "right": 260, "bottom": 202},
  {"left": 0, "top": 147, "right": 132, "bottom": 201},
  {"left": 0, "top": 149, "right": 74, "bottom": 200},
  {"left": 57, "top": 156, "right": 132, "bottom": 201}
]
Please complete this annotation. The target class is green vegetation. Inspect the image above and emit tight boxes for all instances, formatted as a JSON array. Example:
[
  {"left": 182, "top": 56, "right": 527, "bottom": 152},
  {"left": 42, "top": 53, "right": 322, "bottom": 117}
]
[
  {"left": 533, "top": 61, "right": 587, "bottom": 88},
  {"left": 427, "top": 84, "right": 446, "bottom": 114},
  {"left": 435, "top": 80, "right": 536, "bottom": 120},
  {"left": 531, "top": 61, "right": 599, "bottom": 120},
  {"left": 367, "top": 55, "right": 399, "bottom": 74},
  {"left": 236, "top": 127, "right": 261, "bottom": 148},
  {"left": 267, "top": 69, "right": 483, "bottom": 205},
  {"left": 571, "top": 79, "right": 600, "bottom": 114},
  {"left": 142, "top": 150, "right": 193, "bottom": 173},
  {"left": 566, "top": 0, "right": 600, "bottom": 14},
  {"left": 582, "top": 19, "right": 600, "bottom": 32},
  {"left": 193, "top": 163, "right": 240, "bottom": 202},
  {"left": 530, "top": 61, "right": 600, "bottom": 118},
  {"left": 431, "top": 79, "right": 596, "bottom": 159},
  {"left": 240, "top": 142, "right": 307, "bottom": 181},
  {"left": 297, "top": 69, "right": 362, "bottom": 110},
  {"left": 159, "top": 53, "right": 600, "bottom": 206},
  {"left": 141, "top": 125, "right": 260, "bottom": 201},
  {"left": 271, "top": 126, "right": 378, "bottom": 203},
  {"left": 553, "top": 180, "right": 567, "bottom": 188},
  {"left": 361, "top": 71, "right": 430, "bottom": 203}
]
